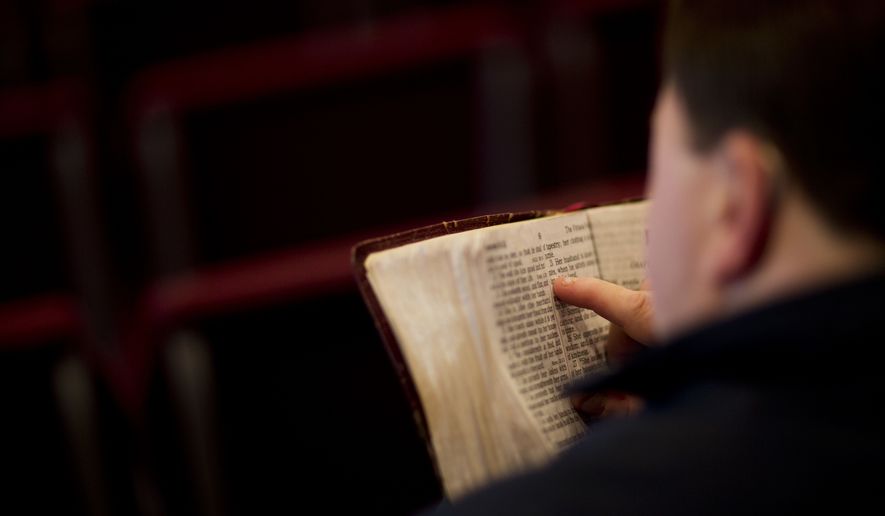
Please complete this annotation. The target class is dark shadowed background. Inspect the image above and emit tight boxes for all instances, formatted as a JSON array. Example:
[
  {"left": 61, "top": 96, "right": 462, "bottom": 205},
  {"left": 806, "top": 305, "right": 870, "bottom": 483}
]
[{"left": 0, "top": 1, "right": 659, "bottom": 514}]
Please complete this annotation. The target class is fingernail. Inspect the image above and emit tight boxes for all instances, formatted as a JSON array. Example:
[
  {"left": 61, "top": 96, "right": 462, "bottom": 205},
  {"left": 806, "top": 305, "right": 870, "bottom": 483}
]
[
  {"left": 579, "top": 395, "right": 604, "bottom": 416},
  {"left": 560, "top": 276, "right": 575, "bottom": 286}
]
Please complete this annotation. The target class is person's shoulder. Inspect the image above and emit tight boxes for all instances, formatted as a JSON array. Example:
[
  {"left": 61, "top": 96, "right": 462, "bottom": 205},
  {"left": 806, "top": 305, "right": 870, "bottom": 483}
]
[{"left": 426, "top": 381, "right": 883, "bottom": 516}]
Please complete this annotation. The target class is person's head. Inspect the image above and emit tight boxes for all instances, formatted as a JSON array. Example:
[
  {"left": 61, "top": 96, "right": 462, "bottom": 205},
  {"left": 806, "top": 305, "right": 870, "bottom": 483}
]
[{"left": 647, "top": 0, "right": 885, "bottom": 338}]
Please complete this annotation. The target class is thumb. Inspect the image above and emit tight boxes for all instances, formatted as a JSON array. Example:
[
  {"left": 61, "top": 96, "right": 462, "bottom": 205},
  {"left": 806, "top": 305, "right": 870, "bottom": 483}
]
[{"left": 553, "top": 276, "right": 655, "bottom": 345}]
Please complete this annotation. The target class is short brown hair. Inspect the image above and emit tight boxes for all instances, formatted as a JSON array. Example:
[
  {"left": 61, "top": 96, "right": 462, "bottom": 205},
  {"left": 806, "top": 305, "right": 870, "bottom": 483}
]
[{"left": 665, "top": 0, "right": 885, "bottom": 239}]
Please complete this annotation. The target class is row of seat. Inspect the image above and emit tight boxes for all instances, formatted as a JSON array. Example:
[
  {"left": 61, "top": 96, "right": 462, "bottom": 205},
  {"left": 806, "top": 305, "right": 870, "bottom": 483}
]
[{"left": 0, "top": 1, "right": 656, "bottom": 514}]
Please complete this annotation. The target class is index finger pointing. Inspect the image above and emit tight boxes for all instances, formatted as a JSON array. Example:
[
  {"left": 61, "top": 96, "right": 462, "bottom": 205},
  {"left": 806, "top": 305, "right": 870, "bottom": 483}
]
[{"left": 553, "top": 276, "right": 654, "bottom": 344}]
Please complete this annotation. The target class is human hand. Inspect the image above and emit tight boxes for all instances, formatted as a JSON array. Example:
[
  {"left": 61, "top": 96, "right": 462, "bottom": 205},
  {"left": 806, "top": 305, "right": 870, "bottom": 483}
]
[{"left": 553, "top": 276, "right": 655, "bottom": 421}]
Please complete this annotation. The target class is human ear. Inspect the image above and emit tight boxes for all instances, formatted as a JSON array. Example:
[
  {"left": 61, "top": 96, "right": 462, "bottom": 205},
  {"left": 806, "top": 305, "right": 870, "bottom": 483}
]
[{"left": 706, "top": 131, "right": 778, "bottom": 285}]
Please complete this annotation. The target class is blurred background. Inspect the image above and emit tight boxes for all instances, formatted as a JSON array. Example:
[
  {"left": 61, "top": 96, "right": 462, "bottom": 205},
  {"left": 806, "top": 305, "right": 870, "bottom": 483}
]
[{"left": 0, "top": 0, "right": 660, "bottom": 514}]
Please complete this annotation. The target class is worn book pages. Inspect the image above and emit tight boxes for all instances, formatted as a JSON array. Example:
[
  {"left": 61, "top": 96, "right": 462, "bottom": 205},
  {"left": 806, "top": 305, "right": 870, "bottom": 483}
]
[{"left": 364, "top": 200, "right": 648, "bottom": 498}]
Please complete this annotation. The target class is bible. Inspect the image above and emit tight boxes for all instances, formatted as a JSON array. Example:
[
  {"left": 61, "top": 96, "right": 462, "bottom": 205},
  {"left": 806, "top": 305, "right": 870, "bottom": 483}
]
[{"left": 352, "top": 198, "right": 649, "bottom": 499}]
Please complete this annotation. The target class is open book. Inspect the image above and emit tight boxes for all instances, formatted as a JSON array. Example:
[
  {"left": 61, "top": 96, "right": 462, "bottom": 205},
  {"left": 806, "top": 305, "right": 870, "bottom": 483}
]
[{"left": 352, "top": 199, "right": 648, "bottom": 499}]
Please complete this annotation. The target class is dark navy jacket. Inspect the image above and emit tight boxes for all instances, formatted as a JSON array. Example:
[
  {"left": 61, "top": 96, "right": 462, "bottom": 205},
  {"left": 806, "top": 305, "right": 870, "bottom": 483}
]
[{"left": 428, "top": 272, "right": 885, "bottom": 515}]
